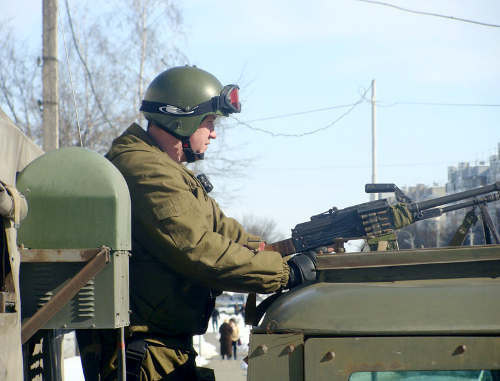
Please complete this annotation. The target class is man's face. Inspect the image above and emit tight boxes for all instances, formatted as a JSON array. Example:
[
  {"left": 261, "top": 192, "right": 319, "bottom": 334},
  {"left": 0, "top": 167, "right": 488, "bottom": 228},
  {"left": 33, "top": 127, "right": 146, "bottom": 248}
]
[{"left": 189, "top": 115, "right": 217, "bottom": 154}]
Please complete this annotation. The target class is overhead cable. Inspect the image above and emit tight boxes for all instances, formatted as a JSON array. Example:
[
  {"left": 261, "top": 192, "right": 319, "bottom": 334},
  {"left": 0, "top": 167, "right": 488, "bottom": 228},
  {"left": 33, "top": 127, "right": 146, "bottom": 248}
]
[
  {"left": 59, "top": 5, "right": 83, "bottom": 146},
  {"left": 230, "top": 84, "right": 372, "bottom": 137},
  {"left": 230, "top": 88, "right": 499, "bottom": 137},
  {"left": 356, "top": 0, "right": 500, "bottom": 28},
  {"left": 65, "top": 0, "right": 114, "bottom": 130},
  {"left": 375, "top": 101, "right": 500, "bottom": 108},
  {"left": 242, "top": 103, "right": 355, "bottom": 123}
]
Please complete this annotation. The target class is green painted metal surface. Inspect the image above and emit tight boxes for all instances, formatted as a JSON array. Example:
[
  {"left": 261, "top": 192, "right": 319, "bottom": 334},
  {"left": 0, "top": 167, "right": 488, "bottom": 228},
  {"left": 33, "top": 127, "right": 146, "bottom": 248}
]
[
  {"left": 247, "top": 333, "right": 304, "bottom": 381},
  {"left": 304, "top": 337, "right": 500, "bottom": 381},
  {"left": 16, "top": 147, "right": 131, "bottom": 250},
  {"left": 317, "top": 245, "right": 500, "bottom": 283},
  {"left": 250, "top": 247, "right": 500, "bottom": 380},
  {"left": 16, "top": 147, "right": 130, "bottom": 329},
  {"left": 258, "top": 278, "right": 500, "bottom": 335},
  {"left": 20, "top": 251, "right": 129, "bottom": 329}
]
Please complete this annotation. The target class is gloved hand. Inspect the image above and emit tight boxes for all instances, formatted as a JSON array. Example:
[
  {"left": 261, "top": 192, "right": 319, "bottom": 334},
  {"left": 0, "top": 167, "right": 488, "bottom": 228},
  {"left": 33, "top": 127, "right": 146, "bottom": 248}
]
[{"left": 286, "top": 251, "right": 317, "bottom": 289}]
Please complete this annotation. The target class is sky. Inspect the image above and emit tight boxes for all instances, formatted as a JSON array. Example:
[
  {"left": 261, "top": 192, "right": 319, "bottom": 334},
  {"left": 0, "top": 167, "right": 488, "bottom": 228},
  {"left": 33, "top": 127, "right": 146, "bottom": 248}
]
[{"left": 3, "top": 0, "right": 500, "bottom": 236}]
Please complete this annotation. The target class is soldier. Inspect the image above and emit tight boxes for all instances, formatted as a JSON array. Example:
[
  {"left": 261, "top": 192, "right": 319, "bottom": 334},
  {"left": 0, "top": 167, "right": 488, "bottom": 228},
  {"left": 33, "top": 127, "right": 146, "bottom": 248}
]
[{"left": 87, "top": 66, "right": 315, "bottom": 381}]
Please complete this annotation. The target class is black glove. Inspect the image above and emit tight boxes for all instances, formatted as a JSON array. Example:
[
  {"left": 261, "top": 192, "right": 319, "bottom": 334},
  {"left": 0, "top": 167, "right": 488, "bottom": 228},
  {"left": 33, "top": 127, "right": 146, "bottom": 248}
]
[{"left": 286, "top": 251, "right": 317, "bottom": 289}]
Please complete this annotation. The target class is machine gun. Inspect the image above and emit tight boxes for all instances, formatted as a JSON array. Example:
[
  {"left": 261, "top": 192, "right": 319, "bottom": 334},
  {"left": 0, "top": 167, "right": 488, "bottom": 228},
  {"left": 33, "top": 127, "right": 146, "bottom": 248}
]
[{"left": 266, "top": 182, "right": 500, "bottom": 255}]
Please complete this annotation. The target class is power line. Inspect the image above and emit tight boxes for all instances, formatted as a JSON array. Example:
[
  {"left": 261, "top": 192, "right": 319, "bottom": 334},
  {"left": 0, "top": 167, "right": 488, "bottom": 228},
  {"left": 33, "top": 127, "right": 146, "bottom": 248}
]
[
  {"left": 356, "top": 0, "right": 500, "bottom": 28},
  {"left": 242, "top": 103, "right": 355, "bottom": 123},
  {"left": 65, "top": 0, "right": 114, "bottom": 130},
  {"left": 376, "top": 101, "right": 500, "bottom": 108},
  {"left": 230, "top": 84, "right": 372, "bottom": 137},
  {"left": 236, "top": 96, "right": 500, "bottom": 130},
  {"left": 226, "top": 81, "right": 499, "bottom": 137},
  {"left": 260, "top": 163, "right": 453, "bottom": 171},
  {"left": 59, "top": 7, "right": 83, "bottom": 147},
  {"left": 359, "top": 92, "right": 500, "bottom": 108},
  {"left": 256, "top": 159, "right": 495, "bottom": 171}
]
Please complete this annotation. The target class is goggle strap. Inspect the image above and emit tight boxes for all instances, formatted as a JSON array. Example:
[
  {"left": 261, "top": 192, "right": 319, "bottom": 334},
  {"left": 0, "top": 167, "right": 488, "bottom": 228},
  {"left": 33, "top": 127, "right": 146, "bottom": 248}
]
[
  {"left": 140, "top": 85, "right": 241, "bottom": 117},
  {"left": 140, "top": 100, "right": 213, "bottom": 117}
]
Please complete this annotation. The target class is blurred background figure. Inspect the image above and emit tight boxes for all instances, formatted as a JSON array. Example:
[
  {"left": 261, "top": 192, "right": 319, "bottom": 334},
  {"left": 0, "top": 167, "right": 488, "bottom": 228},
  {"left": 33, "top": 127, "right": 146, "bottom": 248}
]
[
  {"left": 229, "top": 318, "right": 240, "bottom": 360},
  {"left": 211, "top": 308, "right": 220, "bottom": 332},
  {"left": 219, "top": 319, "right": 233, "bottom": 360}
]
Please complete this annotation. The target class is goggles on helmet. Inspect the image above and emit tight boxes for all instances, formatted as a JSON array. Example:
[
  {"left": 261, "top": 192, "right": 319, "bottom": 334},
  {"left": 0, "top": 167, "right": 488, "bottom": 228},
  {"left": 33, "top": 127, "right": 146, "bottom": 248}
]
[{"left": 140, "top": 84, "right": 241, "bottom": 117}]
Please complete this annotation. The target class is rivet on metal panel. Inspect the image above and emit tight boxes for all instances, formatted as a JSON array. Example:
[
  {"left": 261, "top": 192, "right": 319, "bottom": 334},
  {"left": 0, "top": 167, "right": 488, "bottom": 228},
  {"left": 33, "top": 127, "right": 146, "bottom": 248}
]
[
  {"left": 452, "top": 345, "right": 467, "bottom": 356},
  {"left": 258, "top": 344, "right": 268, "bottom": 354},
  {"left": 265, "top": 320, "right": 279, "bottom": 334},
  {"left": 321, "top": 351, "right": 335, "bottom": 363},
  {"left": 250, "top": 345, "right": 268, "bottom": 358}
]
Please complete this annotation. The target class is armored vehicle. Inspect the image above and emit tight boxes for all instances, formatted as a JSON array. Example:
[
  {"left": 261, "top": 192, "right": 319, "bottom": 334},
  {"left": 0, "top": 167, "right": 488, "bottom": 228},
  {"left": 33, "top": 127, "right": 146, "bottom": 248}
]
[
  {"left": 2, "top": 110, "right": 500, "bottom": 380},
  {"left": 247, "top": 245, "right": 500, "bottom": 380}
]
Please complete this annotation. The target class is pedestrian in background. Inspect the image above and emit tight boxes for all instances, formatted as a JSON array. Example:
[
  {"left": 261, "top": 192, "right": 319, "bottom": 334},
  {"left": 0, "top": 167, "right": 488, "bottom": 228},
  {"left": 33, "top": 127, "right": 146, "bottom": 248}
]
[
  {"left": 211, "top": 308, "right": 220, "bottom": 332},
  {"left": 219, "top": 320, "right": 233, "bottom": 360},
  {"left": 229, "top": 318, "right": 240, "bottom": 360}
]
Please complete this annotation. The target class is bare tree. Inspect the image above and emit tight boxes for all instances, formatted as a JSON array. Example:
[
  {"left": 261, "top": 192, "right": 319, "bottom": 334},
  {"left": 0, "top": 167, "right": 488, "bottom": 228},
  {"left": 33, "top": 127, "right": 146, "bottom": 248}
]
[
  {"left": 0, "top": 24, "right": 42, "bottom": 142},
  {"left": 55, "top": 0, "right": 186, "bottom": 152},
  {"left": 116, "top": 0, "right": 185, "bottom": 117},
  {"left": 240, "top": 214, "right": 285, "bottom": 243},
  {"left": 0, "top": 2, "right": 249, "bottom": 205}
]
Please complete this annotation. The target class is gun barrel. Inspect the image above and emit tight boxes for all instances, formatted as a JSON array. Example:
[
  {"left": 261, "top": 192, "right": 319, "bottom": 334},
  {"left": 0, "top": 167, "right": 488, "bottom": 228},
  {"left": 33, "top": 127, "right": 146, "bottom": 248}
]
[
  {"left": 410, "top": 182, "right": 500, "bottom": 212},
  {"left": 418, "top": 192, "right": 500, "bottom": 221}
]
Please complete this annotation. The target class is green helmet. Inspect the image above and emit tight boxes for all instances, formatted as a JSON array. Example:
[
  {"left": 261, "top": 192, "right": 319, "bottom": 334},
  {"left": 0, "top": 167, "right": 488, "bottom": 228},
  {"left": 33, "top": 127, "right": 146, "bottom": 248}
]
[{"left": 140, "top": 66, "right": 240, "bottom": 138}]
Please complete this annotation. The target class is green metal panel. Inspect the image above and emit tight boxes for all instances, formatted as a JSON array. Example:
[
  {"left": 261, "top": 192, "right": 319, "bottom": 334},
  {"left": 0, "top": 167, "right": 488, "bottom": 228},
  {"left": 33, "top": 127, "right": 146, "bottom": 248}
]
[
  {"left": 16, "top": 147, "right": 131, "bottom": 250},
  {"left": 247, "top": 333, "right": 304, "bottom": 381},
  {"left": 317, "top": 245, "right": 500, "bottom": 283},
  {"left": 16, "top": 147, "right": 131, "bottom": 329},
  {"left": 304, "top": 337, "right": 500, "bottom": 381},
  {"left": 20, "top": 251, "right": 129, "bottom": 329},
  {"left": 258, "top": 278, "right": 500, "bottom": 335}
]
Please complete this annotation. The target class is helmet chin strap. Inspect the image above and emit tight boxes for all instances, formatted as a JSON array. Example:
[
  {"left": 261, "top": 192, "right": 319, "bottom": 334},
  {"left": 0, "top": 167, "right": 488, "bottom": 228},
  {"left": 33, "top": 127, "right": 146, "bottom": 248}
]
[
  {"left": 181, "top": 137, "right": 204, "bottom": 163},
  {"left": 150, "top": 121, "right": 205, "bottom": 162}
]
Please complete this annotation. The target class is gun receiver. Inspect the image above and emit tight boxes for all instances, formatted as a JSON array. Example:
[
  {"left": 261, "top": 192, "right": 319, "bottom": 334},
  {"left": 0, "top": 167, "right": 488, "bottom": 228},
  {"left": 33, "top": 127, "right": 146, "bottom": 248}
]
[{"left": 266, "top": 182, "right": 500, "bottom": 256}]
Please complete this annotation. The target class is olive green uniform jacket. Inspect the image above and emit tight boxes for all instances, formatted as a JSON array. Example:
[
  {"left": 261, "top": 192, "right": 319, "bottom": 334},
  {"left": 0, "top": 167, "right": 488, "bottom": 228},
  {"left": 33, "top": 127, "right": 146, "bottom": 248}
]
[{"left": 106, "top": 124, "right": 289, "bottom": 337}]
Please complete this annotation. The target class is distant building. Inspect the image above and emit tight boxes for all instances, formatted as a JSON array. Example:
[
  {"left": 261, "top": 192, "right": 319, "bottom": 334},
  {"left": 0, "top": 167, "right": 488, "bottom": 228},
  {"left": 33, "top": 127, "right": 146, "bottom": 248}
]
[
  {"left": 402, "top": 183, "right": 446, "bottom": 202},
  {"left": 447, "top": 142, "right": 500, "bottom": 192},
  {"left": 487, "top": 143, "right": 500, "bottom": 184},
  {"left": 444, "top": 142, "right": 500, "bottom": 245},
  {"left": 397, "top": 143, "right": 500, "bottom": 249}
]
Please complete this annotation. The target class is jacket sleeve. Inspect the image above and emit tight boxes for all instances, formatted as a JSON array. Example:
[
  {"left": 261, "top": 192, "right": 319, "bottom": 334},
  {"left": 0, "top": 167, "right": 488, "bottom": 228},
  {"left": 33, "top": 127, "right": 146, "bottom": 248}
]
[
  {"left": 118, "top": 153, "right": 289, "bottom": 294},
  {"left": 210, "top": 198, "right": 263, "bottom": 251}
]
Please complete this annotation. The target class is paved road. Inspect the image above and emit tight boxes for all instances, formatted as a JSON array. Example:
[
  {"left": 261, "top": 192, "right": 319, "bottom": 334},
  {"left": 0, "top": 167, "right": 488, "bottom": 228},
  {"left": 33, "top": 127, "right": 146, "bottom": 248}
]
[{"left": 203, "top": 332, "right": 247, "bottom": 381}]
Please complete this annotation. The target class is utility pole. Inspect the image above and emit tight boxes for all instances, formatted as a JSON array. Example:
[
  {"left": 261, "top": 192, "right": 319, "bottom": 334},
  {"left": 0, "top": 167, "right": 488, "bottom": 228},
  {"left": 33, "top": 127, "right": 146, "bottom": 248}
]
[
  {"left": 42, "top": 0, "right": 59, "bottom": 151},
  {"left": 370, "top": 79, "right": 377, "bottom": 201}
]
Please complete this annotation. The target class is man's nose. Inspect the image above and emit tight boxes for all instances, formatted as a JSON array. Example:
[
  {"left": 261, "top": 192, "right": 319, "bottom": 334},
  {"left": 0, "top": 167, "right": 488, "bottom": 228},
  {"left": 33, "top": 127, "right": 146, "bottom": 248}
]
[{"left": 210, "top": 130, "right": 217, "bottom": 139}]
